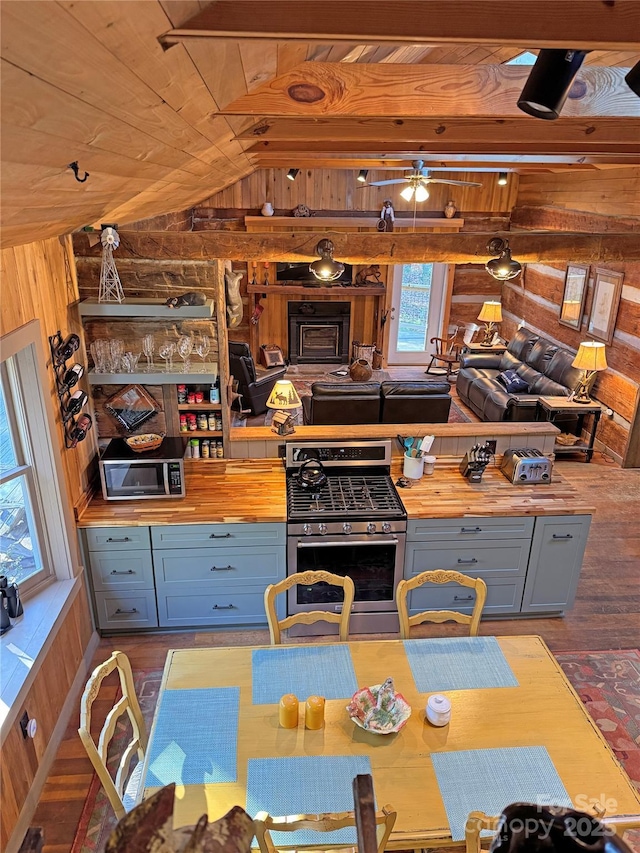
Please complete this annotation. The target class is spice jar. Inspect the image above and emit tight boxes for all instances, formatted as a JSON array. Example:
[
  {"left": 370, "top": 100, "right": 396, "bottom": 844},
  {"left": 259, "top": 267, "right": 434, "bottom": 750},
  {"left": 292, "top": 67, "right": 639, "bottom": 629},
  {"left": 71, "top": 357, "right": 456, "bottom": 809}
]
[
  {"left": 197, "top": 412, "right": 208, "bottom": 430},
  {"left": 177, "top": 384, "right": 187, "bottom": 404},
  {"left": 188, "top": 413, "right": 197, "bottom": 431},
  {"left": 179, "top": 415, "right": 188, "bottom": 432},
  {"left": 305, "top": 695, "right": 325, "bottom": 730},
  {"left": 208, "top": 413, "right": 217, "bottom": 431},
  {"left": 195, "top": 390, "right": 204, "bottom": 404},
  {"left": 216, "top": 441, "right": 224, "bottom": 458},
  {"left": 279, "top": 694, "right": 299, "bottom": 728},
  {"left": 187, "top": 391, "right": 196, "bottom": 404},
  {"left": 190, "top": 438, "right": 200, "bottom": 459},
  {"left": 201, "top": 439, "right": 210, "bottom": 458}
]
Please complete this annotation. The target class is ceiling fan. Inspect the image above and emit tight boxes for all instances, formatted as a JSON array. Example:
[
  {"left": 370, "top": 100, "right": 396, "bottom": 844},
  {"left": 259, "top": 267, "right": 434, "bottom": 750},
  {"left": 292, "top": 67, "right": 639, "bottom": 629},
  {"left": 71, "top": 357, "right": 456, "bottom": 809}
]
[{"left": 360, "top": 159, "right": 482, "bottom": 201}]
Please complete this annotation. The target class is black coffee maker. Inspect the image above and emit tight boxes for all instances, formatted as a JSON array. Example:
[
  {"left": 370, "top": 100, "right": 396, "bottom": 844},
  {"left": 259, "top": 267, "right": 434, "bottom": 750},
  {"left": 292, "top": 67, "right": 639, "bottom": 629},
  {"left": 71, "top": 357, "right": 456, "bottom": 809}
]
[{"left": 0, "top": 575, "right": 23, "bottom": 635}]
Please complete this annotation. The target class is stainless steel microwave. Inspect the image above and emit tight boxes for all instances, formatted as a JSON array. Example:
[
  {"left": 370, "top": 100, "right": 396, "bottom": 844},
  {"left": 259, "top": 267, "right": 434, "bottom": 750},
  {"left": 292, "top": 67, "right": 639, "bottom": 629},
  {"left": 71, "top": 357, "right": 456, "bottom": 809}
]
[{"left": 99, "top": 437, "right": 185, "bottom": 500}]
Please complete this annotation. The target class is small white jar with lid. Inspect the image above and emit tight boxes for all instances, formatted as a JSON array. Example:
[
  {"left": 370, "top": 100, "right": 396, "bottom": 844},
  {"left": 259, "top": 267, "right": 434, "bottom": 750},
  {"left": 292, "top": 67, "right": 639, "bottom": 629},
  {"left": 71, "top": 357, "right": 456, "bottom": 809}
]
[{"left": 426, "top": 694, "right": 451, "bottom": 726}]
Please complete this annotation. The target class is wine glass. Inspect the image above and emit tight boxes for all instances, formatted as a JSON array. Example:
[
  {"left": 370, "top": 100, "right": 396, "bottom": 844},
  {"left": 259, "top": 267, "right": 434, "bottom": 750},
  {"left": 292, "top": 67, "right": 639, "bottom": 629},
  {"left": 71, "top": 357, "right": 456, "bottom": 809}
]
[
  {"left": 176, "top": 334, "right": 194, "bottom": 373},
  {"left": 141, "top": 334, "right": 155, "bottom": 372},
  {"left": 109, "top": 339, "right": 124, "bottom": 372},
  {"left": 121, "top": 352, "right": 141, "bottom": 373},
  {"left": 158, "top": 341, "right": 176, "bottom": 373},
  {"left": 194, "top": 334, "right": 210, "bottom": 371}
]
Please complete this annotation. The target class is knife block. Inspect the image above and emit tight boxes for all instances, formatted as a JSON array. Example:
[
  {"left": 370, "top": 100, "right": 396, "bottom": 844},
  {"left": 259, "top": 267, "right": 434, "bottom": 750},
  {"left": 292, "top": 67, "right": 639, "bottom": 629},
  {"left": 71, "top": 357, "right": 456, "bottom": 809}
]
[{"left": 459, "top": 453, "right": 487, "bottom": 483}]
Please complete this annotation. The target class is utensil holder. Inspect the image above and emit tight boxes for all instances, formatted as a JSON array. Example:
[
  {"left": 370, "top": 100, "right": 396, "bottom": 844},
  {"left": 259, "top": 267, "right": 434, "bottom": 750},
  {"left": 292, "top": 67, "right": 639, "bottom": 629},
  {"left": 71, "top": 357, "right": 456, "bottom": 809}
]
[{"left": 403, "top": 452, "right": 424, "bottom": 479}]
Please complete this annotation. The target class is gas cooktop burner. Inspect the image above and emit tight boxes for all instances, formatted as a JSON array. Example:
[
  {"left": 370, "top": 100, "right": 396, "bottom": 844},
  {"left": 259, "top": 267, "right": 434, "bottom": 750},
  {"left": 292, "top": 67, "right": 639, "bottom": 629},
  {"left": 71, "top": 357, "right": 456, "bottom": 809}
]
[{"left": 287, "top": 473, "right": 405, "bottom": 520}]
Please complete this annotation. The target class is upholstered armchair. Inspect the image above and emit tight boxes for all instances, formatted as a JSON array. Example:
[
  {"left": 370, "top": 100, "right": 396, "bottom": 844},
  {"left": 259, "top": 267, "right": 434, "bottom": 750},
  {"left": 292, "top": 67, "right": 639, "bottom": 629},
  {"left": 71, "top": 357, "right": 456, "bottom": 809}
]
[{"left": 228, "top": 342, "right": 287, "bottom": 416}]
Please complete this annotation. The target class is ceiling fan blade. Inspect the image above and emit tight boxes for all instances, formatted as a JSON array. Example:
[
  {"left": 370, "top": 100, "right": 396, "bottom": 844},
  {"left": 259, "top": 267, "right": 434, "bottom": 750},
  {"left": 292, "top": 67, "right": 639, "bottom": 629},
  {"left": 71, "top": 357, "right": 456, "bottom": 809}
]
[
  {"left": 425, "top": 178, "right": 483, "bottom": 187},
  {"left": 362, "top": 178, "right": 409, "bottom": 187}
]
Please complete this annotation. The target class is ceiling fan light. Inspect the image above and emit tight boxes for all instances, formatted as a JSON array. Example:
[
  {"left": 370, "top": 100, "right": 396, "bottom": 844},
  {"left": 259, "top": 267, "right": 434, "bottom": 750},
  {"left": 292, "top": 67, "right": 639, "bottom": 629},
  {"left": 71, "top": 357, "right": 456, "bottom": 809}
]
[
  {"left": 400, "top": 185, "right": 415, "bottom": 202},
  {"left": 357, "top": 169, "right": 369, "bottom": 183},
  {"left": 517, "top": 49, "right": 588, "bottom": 120},
  {"left": 414, "top": 184, "right": 429, "bottom": 202}
]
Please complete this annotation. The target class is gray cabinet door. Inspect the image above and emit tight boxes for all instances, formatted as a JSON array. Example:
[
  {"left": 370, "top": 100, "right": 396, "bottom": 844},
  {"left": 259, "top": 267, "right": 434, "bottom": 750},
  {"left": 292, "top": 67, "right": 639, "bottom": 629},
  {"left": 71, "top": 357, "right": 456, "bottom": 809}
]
[
  {"left": 521, "top": 515, "right": 591, "bottom": 613},
  {"left": 151, "top": 523, "right": 285, "bottom": 549}
]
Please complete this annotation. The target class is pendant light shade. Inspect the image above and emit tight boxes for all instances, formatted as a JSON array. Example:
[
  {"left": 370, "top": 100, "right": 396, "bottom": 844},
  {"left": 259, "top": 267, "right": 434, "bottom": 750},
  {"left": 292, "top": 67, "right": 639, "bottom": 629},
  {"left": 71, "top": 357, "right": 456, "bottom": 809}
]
[
  {"left": 400, "top": 185, "right": 415, "bottom": 202},
  {"left": 626, "top": 60, "right": 640, "bottom": 97},
  {"left": 286, "top": 168, "right": 299, "bottom": 181},
  {"left": 309, "top": 239, "right": 345, "bottom": 282},
  {"left": 485, "top": 238, "right": 522, "bottom": 281},
  {"left": 414, "top": 184, "right": 429, "bottom": 202},
  {"left": 517, "top": 49, "right": 588, "bottom": 120}
]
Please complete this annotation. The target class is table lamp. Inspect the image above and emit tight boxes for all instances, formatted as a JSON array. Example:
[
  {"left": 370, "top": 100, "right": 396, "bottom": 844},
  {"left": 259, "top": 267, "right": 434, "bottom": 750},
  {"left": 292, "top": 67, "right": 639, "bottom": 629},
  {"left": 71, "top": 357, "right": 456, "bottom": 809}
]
[
  {"left": 266, "top": 380, "right": 302, "bottom": 434},
  {"left": 571, "top": 341, "right": 607, "bottom": 404},
  {"left": 477, "top": 301, "right": 503, "bottom": 346}
]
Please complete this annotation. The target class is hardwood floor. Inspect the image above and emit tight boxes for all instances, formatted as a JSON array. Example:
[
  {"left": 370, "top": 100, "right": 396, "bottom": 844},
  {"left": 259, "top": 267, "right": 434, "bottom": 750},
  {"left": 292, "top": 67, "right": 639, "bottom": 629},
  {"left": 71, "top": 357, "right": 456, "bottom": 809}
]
[{"left": 30, "top": 454, "right": 640, "bottom": 853}]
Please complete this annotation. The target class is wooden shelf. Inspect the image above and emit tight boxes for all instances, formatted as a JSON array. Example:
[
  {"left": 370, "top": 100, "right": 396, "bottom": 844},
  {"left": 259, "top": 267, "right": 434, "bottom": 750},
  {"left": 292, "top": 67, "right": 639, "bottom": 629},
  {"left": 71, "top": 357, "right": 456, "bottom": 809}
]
[
  {"left": 78, "top": 297, "right": 214, "bottom": 318},
  {"left": 182, "top": 430, "right": 223, "bottom": 438},
  {"left": 246, "top": 283, "right": 385, "bottom": 296},
  {"left": 87, "top": 365, "right": 218, "bottom": 385},
  {"left": 244, "top": 215, "right": 464, "bottom": 230},
  {"left": 177, "top": 403, "right": 222, "bottom": 411}
]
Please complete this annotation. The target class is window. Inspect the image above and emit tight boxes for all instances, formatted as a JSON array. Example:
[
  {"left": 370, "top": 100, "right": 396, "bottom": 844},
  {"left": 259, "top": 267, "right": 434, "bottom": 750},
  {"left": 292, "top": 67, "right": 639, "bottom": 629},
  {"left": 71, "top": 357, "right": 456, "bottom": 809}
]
[
  {"left": 0, "top": 323, "right": 75, "bottom": 598},
  {"left": 387, "top": 263, "right": 449, "bottom": 365}
]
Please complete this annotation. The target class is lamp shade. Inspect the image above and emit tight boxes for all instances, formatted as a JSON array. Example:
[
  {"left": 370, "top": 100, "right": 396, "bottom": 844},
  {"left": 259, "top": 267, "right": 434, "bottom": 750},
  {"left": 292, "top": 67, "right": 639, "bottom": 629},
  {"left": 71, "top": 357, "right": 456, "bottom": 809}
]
[
  {"left": 266, "top": 380, "right": 302, "bottom": 410},
  {"left": 477, "top": 301, "right": 503, "bottom": 324},
  {"left": 572, "top": 341, "right": 607, "bottom": 372}
]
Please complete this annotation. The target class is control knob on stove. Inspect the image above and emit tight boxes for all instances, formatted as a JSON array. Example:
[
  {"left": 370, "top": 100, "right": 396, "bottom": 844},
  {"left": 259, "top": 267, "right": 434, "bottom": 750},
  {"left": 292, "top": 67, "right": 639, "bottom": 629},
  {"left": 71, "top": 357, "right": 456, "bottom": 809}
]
[
  {"left": 366, "top": 522, "right": 377, "bottom": 534},
  {"left": 342, "top": 522, "right": 352, "bottom": 534},
  {"left": 302, "top": 523, "right": 313, "bottom": 536},
  {"left": 381, "top": 522, "right": 392, "bottom": 534},
  {"left": 318, "top": 523, "right": 328, "bottom": 536}
]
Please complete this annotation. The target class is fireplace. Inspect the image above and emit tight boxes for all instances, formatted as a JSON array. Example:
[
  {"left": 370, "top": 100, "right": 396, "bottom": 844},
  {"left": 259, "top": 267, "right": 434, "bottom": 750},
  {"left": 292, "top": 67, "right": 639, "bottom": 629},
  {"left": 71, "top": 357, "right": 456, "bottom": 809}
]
[{"left": 288, "top": 302, "right": 351, "bottom": 364}]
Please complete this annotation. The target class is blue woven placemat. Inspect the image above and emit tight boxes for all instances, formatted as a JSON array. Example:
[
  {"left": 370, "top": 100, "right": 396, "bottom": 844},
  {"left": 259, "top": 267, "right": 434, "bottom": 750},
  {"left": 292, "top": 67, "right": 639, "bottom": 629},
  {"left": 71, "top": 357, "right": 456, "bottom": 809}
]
[
  {"left": 251, "top": 645, "right": 358, "bottom": 704},
  {"left": 404, "top": 637, "right": 518, "bottom": 692},
  {"left": 145, "top": 687, "right": 239, "bottom": 787},
  {"left": 247, "top": 755, "right": 373, "bottom": 845},
  {"left": 432, "top": 746, "right": 572, "bottom": 841}
]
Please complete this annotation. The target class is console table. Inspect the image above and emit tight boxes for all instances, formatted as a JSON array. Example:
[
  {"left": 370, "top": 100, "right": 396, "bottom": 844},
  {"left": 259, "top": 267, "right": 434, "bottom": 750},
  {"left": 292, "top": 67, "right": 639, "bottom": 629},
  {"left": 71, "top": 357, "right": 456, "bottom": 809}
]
[{"left": 538, "top": 396, "right": 602, "bottom": 463}]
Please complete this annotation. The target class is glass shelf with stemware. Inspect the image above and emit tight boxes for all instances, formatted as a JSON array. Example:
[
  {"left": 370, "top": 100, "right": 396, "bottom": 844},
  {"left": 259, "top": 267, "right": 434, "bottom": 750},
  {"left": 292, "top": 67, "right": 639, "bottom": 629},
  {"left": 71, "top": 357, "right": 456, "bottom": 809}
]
[{"left": 86, "top": 365, "right": 219, "bottom": 384}]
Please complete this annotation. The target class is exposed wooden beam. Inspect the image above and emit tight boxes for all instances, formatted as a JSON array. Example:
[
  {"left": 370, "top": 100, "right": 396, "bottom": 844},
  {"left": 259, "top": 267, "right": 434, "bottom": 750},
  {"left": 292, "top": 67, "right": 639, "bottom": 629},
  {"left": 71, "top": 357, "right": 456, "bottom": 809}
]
[
  {"left": 250, "top": 157, "right": 637, "bottom": 172},
  {"left": 221, "top": 64, "right": 640, "bottom": 119},
  {"left": 73, "top": 230, "right": 640, "bottom": 264},
  {"left": 249, "top": 140, "right": 640, "bottom": 156},
  {"left": 160, "top": 1, "right": 640, "bottom": 51}
]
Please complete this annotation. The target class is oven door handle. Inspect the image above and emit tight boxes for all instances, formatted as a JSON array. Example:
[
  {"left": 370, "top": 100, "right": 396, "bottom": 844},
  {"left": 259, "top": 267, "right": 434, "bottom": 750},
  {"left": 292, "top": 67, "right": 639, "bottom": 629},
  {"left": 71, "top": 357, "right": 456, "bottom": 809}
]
[{"left": 297, "top": 538, "right": 399, "bottom": 548}]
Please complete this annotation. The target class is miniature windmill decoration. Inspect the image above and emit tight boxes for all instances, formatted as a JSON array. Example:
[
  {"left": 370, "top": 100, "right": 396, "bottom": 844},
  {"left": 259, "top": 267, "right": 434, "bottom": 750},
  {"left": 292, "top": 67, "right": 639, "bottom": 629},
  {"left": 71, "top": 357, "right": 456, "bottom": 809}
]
[{"left": 98, "top": 226, "right": 125, "bottom": 303}]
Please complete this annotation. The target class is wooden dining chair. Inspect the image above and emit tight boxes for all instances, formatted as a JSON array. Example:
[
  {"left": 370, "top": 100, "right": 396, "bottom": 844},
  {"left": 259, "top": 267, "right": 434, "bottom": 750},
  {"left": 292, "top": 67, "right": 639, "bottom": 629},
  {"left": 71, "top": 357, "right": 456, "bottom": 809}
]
[
  {"left": 264, "top": 571, "right": 355, "bottom": 644},
  {"left": 396, "top": 570, "right": 488, "bottom": 639},
  {"left": 425, "top": 325, "right": 461, "bottom": 379},
  {"left": 254, "top": 805, "right": 396, "bottom": 853},
  {"left": 78, "top": 650, "right": 148, "bottom": 820}
]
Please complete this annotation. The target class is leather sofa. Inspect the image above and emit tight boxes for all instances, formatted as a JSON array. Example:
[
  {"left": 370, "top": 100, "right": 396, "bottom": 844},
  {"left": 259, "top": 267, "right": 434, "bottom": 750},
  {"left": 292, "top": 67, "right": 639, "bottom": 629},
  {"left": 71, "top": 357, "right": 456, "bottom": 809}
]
[
  {"left": 456, "top": 327, "right": 583, "bottom": 422},
  {"left": 228, "top": 341, "right": 287, "bottom": 416},
  {"left": 301, "top": 381, "right": 451, "bottom": 425}
]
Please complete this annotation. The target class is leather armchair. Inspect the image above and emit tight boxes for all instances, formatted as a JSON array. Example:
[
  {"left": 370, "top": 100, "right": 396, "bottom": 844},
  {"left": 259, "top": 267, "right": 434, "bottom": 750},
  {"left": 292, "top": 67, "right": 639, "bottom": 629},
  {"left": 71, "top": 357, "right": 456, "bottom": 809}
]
[
  {"left": 380, "top": 381, "right": 451, "bottom": 423},
  {"left": 228, "top": 342, "right": 287, "bottom": 416}
]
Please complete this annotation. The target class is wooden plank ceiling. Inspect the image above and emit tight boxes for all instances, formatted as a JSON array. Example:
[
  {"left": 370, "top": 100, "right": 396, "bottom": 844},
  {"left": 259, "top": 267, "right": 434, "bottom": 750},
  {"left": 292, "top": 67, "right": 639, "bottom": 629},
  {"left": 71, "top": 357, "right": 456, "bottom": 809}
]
[{"left": 1, "top": 0, "right": 639, "bottom": 248}]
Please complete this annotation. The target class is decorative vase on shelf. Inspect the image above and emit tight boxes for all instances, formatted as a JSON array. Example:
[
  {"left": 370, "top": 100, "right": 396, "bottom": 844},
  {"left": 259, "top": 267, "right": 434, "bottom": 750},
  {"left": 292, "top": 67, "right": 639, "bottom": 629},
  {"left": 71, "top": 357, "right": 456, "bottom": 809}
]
[
  {"left": 444, "top": 200, "right": 457, "bottom": 219},
  {"left": 349, "top": 358, "right": 373, "bottom": 382},
  {"left": 261, "top": 202, "right": 274, "bottom": 217}
]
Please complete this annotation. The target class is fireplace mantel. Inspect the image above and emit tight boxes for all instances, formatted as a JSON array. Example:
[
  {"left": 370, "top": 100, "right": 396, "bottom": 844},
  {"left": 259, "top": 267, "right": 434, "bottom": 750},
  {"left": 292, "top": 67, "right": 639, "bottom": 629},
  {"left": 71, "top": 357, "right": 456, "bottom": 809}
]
[{"left": 246, "top": 282, "right": 385, "bottom": 296}]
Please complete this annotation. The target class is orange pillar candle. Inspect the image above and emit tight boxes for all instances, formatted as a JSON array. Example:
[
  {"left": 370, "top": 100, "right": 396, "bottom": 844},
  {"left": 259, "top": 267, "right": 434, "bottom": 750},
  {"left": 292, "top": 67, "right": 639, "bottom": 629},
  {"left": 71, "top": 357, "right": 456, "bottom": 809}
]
[
  {"left": 305, "top": 695, "right": 325, "bottom": 730},
  {"left": 279, "top": 694, "right": 299, "bottom": 728}
]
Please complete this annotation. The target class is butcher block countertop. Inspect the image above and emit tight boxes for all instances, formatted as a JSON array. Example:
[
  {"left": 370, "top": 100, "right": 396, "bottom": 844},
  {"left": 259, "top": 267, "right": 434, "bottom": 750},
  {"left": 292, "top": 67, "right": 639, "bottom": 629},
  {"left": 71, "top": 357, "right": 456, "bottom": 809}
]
[{"left": 77, "top": 458, "right": 593, "bottom": 527}]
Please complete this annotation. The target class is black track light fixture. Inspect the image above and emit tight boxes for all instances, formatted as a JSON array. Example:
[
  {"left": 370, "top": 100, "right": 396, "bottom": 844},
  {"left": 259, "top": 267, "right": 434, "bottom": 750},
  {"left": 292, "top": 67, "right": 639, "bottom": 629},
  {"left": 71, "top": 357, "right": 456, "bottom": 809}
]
[
  {"left": 286, "top": 168, "right": 299, "bottom": 181},
  {"left": 517, "top": 49, "right": 588, "bottom": 120},
  {"left": 497, "top": 172, "right": 508, "bottom": 186},
  {"left": 485, "top": 237, "right": 522, "bottom": 281},
  {"left": 309, "top": 239, "right": 345, "bottom": 283},
  {"left": 357, "top": 169, "right": 369, "bottom": 183},
  {"left": 625, "top": 60, "right": 640, "bottom": 97}
]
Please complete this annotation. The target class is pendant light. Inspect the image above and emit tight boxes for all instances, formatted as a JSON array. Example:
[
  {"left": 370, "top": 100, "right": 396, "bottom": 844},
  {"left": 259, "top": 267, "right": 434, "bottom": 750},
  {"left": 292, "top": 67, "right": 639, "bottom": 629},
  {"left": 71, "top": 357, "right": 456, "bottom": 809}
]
[
  {"left": 517, "top": 49, "right": 588, "bottom": 120},
  {"left": 485, "top": 237, "right": 522, "bottom": 281},
  {"left": 309, "top": 239, "right": 345, "bottom": 282}
]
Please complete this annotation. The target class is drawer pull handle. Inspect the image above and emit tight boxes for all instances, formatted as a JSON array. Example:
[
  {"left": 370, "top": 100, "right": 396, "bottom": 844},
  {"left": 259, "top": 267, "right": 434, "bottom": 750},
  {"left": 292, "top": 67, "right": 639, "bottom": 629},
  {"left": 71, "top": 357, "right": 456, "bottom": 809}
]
[
  {"left": 210, "top": 565, "right": 234, "bottom": 572},
  {"left": 213, "top": 603, "right": 236, "bottom": 610},
  {"left": 209, "top": 533, "right": 232, "bottom": 539},
  {"left": 460, "top": 527, "right": 482, "bottom": 534},
  {"left": 457, "top": 558, "right": 478, "bottom": 565},
  {"left": 107, "top": 537, "right": 131, "bottom": 543},
  {"left": 115, "top": 607, "right": 138, "bottom": 614},
  {"left": 110, "top": 569, "right": 135, "bottom": 575},
  {"left": 552, "top": 533, "right": 574, "bottom": 540},
  {"left": 454, "top": 595, "right": 474, "bottom": 602}
]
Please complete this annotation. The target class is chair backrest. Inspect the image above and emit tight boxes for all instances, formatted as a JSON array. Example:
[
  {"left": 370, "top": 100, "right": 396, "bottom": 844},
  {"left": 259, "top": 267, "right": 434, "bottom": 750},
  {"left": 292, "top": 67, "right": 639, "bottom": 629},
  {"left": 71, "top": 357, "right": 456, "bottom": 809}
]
[
  {"left": 396, "top": 570, "right": 488, "bottom": 638},
  {"left": 264, "top": 571, "right": 355, "bottom": 644},
  {"left": 78, "top": 650, "right": 147, "bottom": 820},
  {"left": 462, "top": 323, "right": 480, "bottom": 346},
  {"left": 228, "top": 340, "right": 257, "bottom": 388},
  {"left": 254, "top": 805, "right": 396, "bottom": 853}
]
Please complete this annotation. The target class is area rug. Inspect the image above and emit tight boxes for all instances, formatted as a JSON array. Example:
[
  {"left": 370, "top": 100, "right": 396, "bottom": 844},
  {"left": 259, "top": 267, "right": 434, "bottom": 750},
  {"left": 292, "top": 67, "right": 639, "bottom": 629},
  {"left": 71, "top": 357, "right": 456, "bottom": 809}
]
[{"left": 70, "top": 649, "right": 640, "bottom": 853}]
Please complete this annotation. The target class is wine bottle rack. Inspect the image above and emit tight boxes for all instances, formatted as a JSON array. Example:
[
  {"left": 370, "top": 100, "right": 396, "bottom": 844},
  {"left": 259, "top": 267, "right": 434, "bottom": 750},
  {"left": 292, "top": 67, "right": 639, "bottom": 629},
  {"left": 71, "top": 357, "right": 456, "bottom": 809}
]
[{"left": 48, "top": 330, "right": 93, "bottom": 449}]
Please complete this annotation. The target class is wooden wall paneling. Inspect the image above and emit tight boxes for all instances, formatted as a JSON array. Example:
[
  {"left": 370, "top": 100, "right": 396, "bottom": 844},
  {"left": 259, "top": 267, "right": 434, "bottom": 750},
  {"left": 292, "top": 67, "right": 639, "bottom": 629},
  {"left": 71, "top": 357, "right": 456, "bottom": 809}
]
[
  {"left": 75, "top": 256, "right": 219, "bottom": 302},
  {"left": 0, "top": 582, "right": 94, "bottom": 851},
  {"left": 214, "top": 260, "right": 232, "bottom": 448},
  {"left": 517, "top": 168, "right": 640, "bottom": 218},
  {"left": 448, "top": 263, "right": 502, "bottom": 332}
]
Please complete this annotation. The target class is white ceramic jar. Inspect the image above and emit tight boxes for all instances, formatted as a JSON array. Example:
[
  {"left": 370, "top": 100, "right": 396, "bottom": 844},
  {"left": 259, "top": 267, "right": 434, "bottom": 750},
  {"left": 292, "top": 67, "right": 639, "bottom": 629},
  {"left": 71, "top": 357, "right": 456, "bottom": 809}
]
[
  {"left": 261, "top": 202, "right": 274, "bottom": 216},
  {"left": 426, "top": 694, "right": 451, "bottom": 726}
]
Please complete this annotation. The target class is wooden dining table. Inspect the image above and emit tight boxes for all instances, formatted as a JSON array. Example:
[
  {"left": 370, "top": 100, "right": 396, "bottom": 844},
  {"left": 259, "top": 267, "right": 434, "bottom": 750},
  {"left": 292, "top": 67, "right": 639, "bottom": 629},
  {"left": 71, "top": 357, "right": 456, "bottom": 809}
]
[{"left": 141, "top": 636, "right": 640, "bottom": 848}]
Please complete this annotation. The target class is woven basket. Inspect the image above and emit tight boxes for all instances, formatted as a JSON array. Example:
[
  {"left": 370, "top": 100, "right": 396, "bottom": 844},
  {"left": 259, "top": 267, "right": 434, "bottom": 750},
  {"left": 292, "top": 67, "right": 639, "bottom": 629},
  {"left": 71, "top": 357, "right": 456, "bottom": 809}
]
[{"left": 125, "top": 433, "right": 164, "bottom": 453}]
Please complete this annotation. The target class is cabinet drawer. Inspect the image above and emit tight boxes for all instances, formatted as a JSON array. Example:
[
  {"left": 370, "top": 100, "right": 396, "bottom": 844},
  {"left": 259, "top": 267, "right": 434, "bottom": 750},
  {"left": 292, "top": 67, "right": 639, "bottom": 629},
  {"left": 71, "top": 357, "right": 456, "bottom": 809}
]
[
  {"left": 408, "top": 577, "right": 525, "bottom": 615},
  {"left": 153, "top": 546, "right": 285, "bottom": 586},
  {"left": 89, "top": 551, "right": 154, "bottom": 591},
  {"left": 85, "top": 526, "right": 150, "bottom": 551},
  {"left": 407, "top": 517, "right": 534, "bottom": 542},
  {"left": 93, "top": 590, "right": 158, "bottom": 630},
  {"left": 157, "top": 586, "right": 268, "bottom": 627},
  {"left": 405, "top": 540, "right": 530, "bottom": 578},
  {"left": 151, "top": 523, "right": 285, "bottom": 549}
]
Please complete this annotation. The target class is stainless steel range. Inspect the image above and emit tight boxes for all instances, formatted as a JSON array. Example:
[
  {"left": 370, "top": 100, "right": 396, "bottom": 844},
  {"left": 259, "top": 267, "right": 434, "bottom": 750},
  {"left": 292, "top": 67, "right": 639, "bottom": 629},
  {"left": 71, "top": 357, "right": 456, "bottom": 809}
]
[{"left": 285, "top": 439, "right": 406, "bottom": 635}]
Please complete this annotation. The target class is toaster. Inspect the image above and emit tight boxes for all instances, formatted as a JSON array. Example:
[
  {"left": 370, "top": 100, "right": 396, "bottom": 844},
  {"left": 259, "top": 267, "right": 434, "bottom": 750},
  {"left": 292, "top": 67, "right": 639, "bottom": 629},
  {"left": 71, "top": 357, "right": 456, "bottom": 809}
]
[{"left": 500, "top": 448, "right": 553, "bottom": 484}]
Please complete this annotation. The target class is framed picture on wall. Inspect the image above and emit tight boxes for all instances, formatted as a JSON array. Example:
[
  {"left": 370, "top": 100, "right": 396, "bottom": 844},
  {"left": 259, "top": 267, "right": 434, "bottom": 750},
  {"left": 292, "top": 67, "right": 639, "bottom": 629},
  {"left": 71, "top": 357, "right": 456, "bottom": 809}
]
[
  {"left": 559, "top": 263, "right": 589, "bottom": 330},
  {"left": 587, "top": 268, "right": 624, "bottom": 345}
]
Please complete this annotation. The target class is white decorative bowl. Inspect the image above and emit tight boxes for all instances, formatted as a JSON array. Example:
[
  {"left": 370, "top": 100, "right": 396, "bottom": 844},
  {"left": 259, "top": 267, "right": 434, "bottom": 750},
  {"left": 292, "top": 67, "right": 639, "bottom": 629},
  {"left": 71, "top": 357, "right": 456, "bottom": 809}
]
[{"left": 346, "top": 678, "right": 411, "bottom": 735}]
